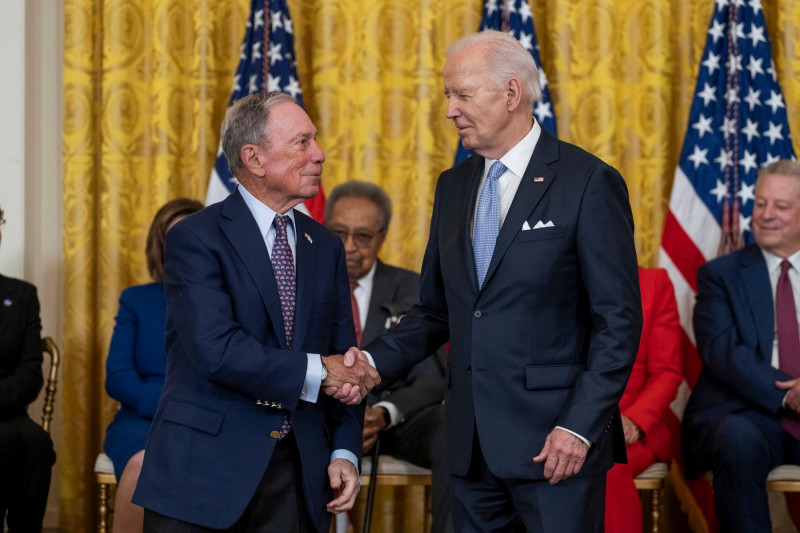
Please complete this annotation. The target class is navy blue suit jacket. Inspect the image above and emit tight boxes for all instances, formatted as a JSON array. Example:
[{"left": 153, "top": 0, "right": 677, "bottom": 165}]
[
  {"left": 365, "top": 129, "right": 642, "bottom": 481},
  {"left": 683, "top": 244, "right": 788, "bottom": 477},
  {"left": 133, "top": 190, "right": 362, "bottom": 531}
]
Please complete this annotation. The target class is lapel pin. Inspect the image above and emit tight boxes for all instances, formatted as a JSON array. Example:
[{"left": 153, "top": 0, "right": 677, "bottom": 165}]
[
  {"left": 534, "top": 177, "right": 544, "bottom": 183},
  {"left": 3, "top": 299, "right": 11, "bottom": 307},
  {"left": 304, "top": 232, "right": 312, "bottom": 243}
]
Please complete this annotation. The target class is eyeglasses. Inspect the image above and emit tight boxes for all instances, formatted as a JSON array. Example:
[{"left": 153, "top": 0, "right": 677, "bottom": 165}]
[{"left": 330, "top": 227, "right": 384, "bottom": 248}]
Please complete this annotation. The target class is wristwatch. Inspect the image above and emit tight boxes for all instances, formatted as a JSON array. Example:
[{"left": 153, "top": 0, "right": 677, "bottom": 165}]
[{"left": 321, "top": 361, "right": 328, "bottom": 383}]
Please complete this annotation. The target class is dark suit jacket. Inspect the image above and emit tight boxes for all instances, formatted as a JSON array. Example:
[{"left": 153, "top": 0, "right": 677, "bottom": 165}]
[
  {"left": 0, "top": 275, "right": 43, "bottom": 420},
  {"left": 362, "top": 261, "right": 446, "bottom": 420},
  {"left": 683, "top": 244, "right": 787, "bottom": 477},
  {"left": 366, "top": 129, "right": 642, "bottom": 481},
  {"left": 133, "top": 189, "right": 362, "bottom": 531}
]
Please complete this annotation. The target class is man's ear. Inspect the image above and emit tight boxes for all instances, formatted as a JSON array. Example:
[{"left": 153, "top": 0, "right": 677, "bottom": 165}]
[
  {"left": 506, "top": 78, "right": 523, "bottom": 112},
  {"left": 240, "top": 144, "right": 266, "bottom": 177}
]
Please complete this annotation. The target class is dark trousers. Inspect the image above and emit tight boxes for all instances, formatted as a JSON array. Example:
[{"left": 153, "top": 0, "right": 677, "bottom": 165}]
[
  {"left": 450, "top": 431, "right": 605, "bottom": 533},
  {"left": 686, "top": 408, "right": 800, "bottom": 533},
  {"left": 144, "top": 431, "right": 316, "bottom": 532},
  {"left": 0, "top": 415, "right": 55, "bottom": 533},
  {"left": 381, "top": 403, "right": 452, "bottom": 533}
]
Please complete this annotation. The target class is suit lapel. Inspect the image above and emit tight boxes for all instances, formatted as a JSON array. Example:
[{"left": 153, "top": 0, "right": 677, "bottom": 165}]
[
  {"left": 362, "top": 261, "right": 394, "bottom": 346},
  {"left": 740, "top": 246, "right": 774, "bottom": 361},
  {"left": 219, "top": 190, "right": 288, "bottom": 348},
  {"left": 292, "top": 212, "right": 316, "bottom": 349},
  {"left": 460, "top": 157, "right": 485, "bottom": 294},
  {"left": 481, "top": 129, "right": 559, "bottom": 291}
]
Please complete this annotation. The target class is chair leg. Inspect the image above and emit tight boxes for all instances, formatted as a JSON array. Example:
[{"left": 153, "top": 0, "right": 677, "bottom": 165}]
[
  {"left": 98, "top": 482, "right": 109, "bottom": 533},
  {"left": 650, "top": 488, "right": 660, "bottom": 533}
]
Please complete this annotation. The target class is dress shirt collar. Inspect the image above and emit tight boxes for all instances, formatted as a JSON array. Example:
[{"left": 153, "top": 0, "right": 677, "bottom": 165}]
[
  {"left": 238, "top": 184, "right": 296, "bottom": 240},
  {"left": 483, "top": 119, "right": 541, "bottom": 180},
  {"left": 762, "top": 248, "right": 800, "bottom": 276}
]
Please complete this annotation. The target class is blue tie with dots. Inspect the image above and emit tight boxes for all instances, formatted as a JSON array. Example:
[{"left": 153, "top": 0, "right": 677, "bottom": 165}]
[
  {"left": 272, "top": 214, "right": 296, "bottom": 438},
  {"left": 473, "top": 161, "right": 507, "bottom": 289}
]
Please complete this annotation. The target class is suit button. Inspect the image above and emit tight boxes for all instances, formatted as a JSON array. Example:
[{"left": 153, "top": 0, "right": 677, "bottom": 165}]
[
  {"left": 473, "top": 309, "right": 482, "bottom": 318},
  {"left": 467, "top": 366, "right": 472, "bottom": 375},
  {"left": 270, "top": 431, "right": 281, "bottom": 439}
]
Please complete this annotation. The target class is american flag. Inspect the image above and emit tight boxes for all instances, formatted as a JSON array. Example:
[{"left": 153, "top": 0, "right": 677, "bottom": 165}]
[
  {"left": 206, "top": 0, "right": 326, "bottom": 221},
  {"left": 454, "top": 0, "right": 557, "bottom": 164},
  {"left": 659, "top": 1, "right": 795, "bottom": 527}
]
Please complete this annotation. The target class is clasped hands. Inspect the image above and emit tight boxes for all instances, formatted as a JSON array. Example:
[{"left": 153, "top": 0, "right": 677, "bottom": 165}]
[{"left": 322, "top": 347, "right": 380, "bottom": 405}]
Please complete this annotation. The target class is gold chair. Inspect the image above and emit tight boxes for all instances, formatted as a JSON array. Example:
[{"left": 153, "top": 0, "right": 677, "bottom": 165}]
[
  {"left": 766, "top": 464, "right": 800, "bottom": 492},
  {"left": 40, "top": 337, "right": 60, "bottom": 433},
  {"left": 95, "top": 453, "right": 116, "bottom": 533},
  {"left": 634, "top": 461, "right": 669, "bottom": 533}
]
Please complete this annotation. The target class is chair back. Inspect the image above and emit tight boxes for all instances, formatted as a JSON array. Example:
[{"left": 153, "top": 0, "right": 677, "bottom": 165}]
[{"left": 40, "top": 336, "right": 60, "bottom": 433}]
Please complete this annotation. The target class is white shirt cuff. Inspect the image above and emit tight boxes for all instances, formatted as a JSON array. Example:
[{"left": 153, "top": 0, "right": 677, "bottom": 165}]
[
  {"left": 302, "top": 353, "right": 321, "bottom": 403},
  {"left": 373, "top": 401, "right": 401, "bottom": 428},
  {"left": 555, "top": 426, "right": 591, "bottom": 448},
  {"left": 360, "top": 350, "right": 376, "bottom": 368},
  {"left": 331, "top": 449, "right": 360, "bottom": 476}
]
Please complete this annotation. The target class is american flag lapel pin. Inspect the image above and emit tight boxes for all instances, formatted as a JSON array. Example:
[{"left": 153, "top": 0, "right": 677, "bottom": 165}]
[
  {"left": 304, "top": 233, "right": 312, "bottom": 244},
  {"left": 534, "top": 176, "right": 544, "bottom": 183}
]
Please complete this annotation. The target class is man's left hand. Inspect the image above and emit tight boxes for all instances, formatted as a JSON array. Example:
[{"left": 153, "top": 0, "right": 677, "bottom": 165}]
[
  {"left": 327, "top": 458, "right": 361, "bottom": 514},
  {"left": 362, "top": 405, "right": 387, "bottom": 453},
  {"left": 532, "top": 427, "right": 588, "bottom": 484},
  {"left": 776, "top": 378, "right": 800, "bottom": 413}
]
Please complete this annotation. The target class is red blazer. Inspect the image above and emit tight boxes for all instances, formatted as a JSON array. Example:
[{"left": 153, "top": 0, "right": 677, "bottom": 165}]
[{"left": 619, "top": 268, "right": 682, "bottom": 462}]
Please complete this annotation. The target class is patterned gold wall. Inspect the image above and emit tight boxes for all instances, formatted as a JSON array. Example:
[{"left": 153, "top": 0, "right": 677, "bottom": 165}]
[{"left": 62, "top": 0, "right": 800, "bottom": 530}]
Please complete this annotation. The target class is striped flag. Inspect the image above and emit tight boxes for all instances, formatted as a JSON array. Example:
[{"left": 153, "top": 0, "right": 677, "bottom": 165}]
[
  {"left": 659, "top": 1, "right": 795, "bottom": 529},
  {"left": 454, "top": 0, "right": 557, "bottom": 164},
  {"left": 206, "top": 0, "right": 326, "bottom": 221}
]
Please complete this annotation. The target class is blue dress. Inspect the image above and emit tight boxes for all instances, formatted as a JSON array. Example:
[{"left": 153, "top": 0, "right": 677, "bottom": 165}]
[{"left": 103, "top": 282, "right": 167, "bottom": 480}]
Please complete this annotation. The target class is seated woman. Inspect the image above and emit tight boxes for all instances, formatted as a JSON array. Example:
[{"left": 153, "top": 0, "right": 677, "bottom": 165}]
[
  {"left": 103, "top": 198, "right": 203, "bottom": 533},
  {"left": 605, "top": 267, "right": 683, "bottom": 532},
  {"left": 0, "top": 206, "right": 56, "bottom": 531}
]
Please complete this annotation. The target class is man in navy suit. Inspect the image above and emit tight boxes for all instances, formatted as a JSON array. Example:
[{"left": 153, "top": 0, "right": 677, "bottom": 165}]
[
  {"left": 339, "top": 31, "right": 642, "bottom": 531},
  {"left": 683, "top": 159, "right": 800, "bottom": 533},
  {"left": 133, "top": 91, "right": 379, "bottom": 532},
  {"left": 325, "top": 181, "right": 452, "bottom": 531}
]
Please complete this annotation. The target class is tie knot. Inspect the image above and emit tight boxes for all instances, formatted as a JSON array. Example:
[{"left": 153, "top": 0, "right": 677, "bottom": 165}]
[
  {"left": 782, "top": 259, "right": 793, "bottom": 276},
  {"left": 487, "top": 161, "right": 507, "bottom": 183},
  {"left": 273, "top": 214, "right": 290, "bottom": 232}
]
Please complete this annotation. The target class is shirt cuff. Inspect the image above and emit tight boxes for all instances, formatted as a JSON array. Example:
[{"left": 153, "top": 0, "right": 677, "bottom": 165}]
[
  {"left": 331, "top": 449, "right": 360, "bottom": 476},
  {"left": 555, "top": 426, "right": 592, "bottom": 448},
  {"left": 302, "top": 353, "right": 322, "bottom": 403},
  {"left": 373, "top": 401, "right": 401, "bottom": 428},
  {"left": 361, "top": 350, "right": 376, "bottom": 368}
]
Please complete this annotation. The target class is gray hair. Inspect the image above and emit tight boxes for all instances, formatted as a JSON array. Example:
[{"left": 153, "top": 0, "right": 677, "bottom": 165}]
[
  {"left": 325, "top": 181, "right": 393, "bottom": 229},
  {"left": 447, "top": 30, "right": 542, "bottom": 114},
  {"left": 757, "top": 159, "right": 800, "bottom": 182},
  {"left": 220, "top": 91, "right": 297, "bottom": 177}
]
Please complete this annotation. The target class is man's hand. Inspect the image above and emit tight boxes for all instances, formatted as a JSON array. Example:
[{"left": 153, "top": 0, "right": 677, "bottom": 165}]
[
  {"left": 327, "top": 458, "right": 361, "bottom": 514},
  {"left": 777, "top": 378, "right": 800, "bottom": 413},
  {"left": 362, "top": 405, "right": 388, "bottom": 453},
  {"left": 621, "top": 415, "right": 642, "bottom": 445},
  {"left": 322, "top": 347, "right": 380, "bottom": 405},
  {"left": 532, "top": 427, "right": 589, "bottom": 484}
]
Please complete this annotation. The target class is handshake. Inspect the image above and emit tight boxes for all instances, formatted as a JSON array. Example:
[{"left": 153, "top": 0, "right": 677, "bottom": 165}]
[{"left": 321, "top": 347, "right": 381, "bottom": 405}]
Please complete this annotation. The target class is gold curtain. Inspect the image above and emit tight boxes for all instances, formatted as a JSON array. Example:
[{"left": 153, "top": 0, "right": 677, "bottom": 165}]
[{"left": 62, "top": 0, "right": 800, "bottom": 530}]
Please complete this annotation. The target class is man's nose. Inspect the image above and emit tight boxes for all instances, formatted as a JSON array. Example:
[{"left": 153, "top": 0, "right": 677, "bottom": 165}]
[{"left": 446, "top": 98, "right": 460, "bottom": 119}]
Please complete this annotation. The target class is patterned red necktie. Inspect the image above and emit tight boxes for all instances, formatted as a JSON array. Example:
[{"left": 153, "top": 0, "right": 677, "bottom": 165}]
[
  {"left": 271, "top": 215, "right": 296, "bottom": 438},
  {"left": 350, "top": 281, "right": 362, "bottom": 347},
  {"left": 777, "top": 259, "right": 800, "bottom": 440}
]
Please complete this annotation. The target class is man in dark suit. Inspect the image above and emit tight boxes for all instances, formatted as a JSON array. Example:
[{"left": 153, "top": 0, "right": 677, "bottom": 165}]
[
  {"left": 133, "top": 92, "right": 379, "bottom": 532},
  {"left": 325, "top": 181, "right": 451, "bottom": 532},
  {"left": 336, "top": 31, "right": 642, "bottom": 531},
  {"left": 0, "top": 207, "right": 56, "bottom": 532},
  {"left": 683, "top": 159, "right": 800, "bottom": 533}
]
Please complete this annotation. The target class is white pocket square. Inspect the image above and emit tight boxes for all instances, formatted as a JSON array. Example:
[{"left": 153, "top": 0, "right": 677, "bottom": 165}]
[
  {"left": 533, "top": 220, "right": 554, "bottom": 229},
  {"left": 522, "top": 220, "right": 532, "bottom": 231}
]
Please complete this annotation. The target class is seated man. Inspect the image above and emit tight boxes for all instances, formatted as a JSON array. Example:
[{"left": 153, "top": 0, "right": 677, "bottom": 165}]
[
  {"left": 325, "top": 181, "right": 451, "bottom": 532},
  {"left": 605, "top": 267, "right": 682, "bottom": 532},
  {"left": 683, "top": 159, "right": 800, "bottom": 533}
]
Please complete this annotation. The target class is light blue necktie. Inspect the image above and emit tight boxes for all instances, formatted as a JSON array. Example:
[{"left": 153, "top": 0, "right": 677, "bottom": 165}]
[{"left": 473, "top": 160, "right": 507, "bottom": 289}]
